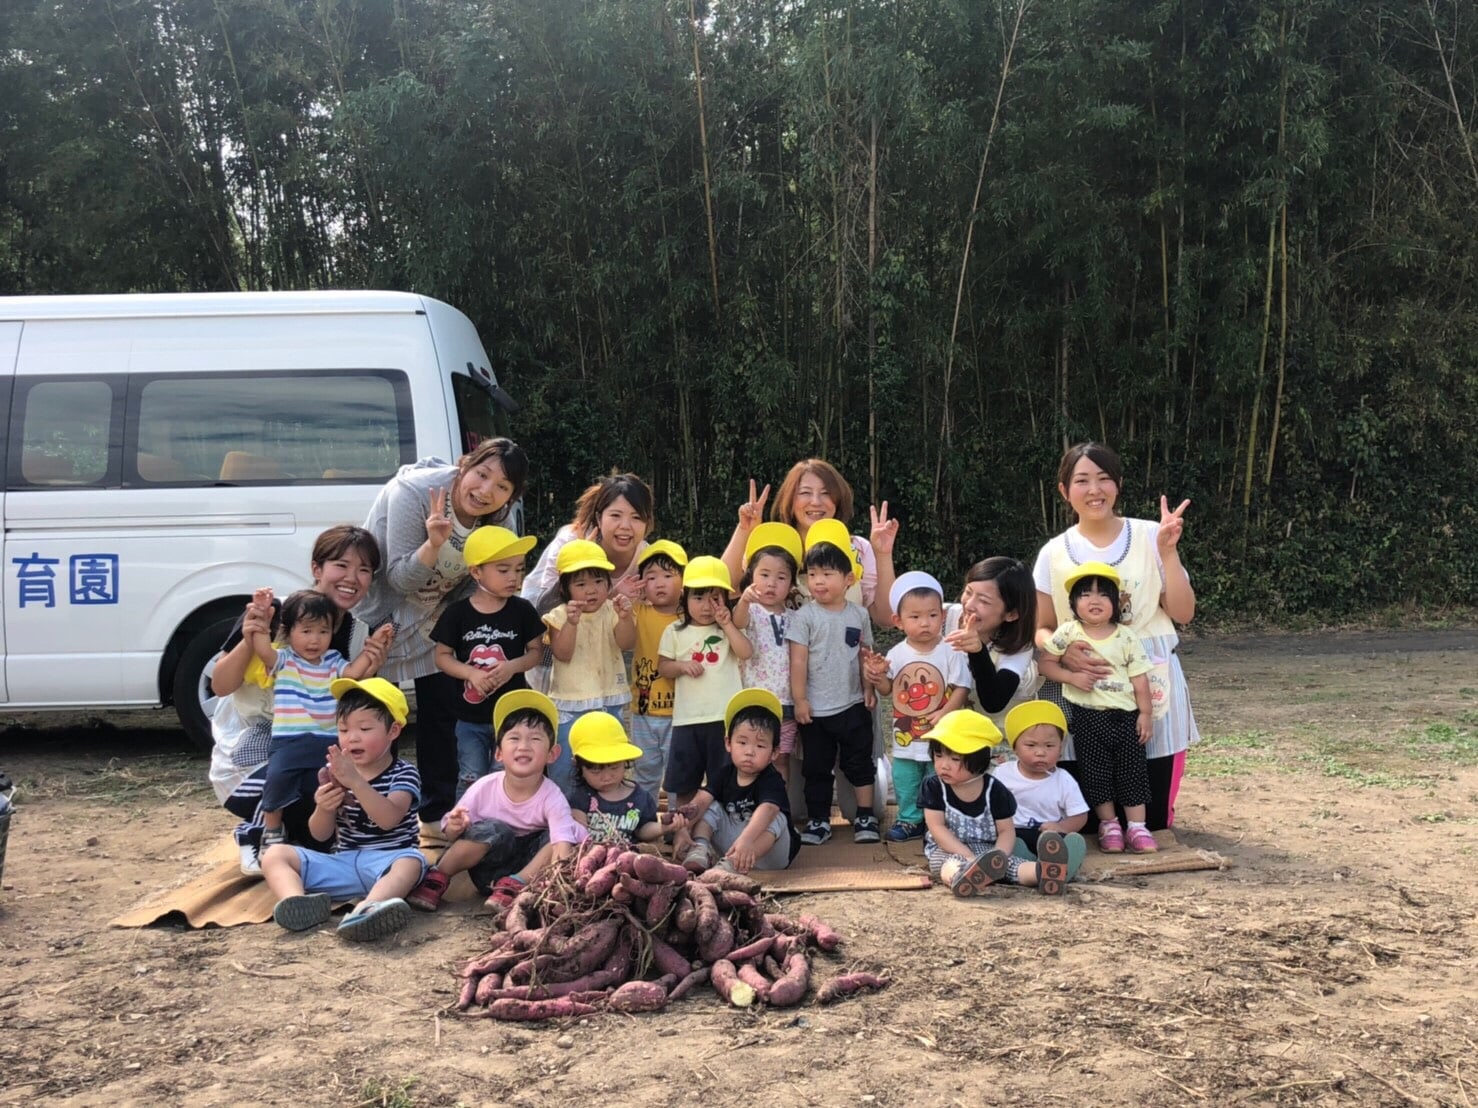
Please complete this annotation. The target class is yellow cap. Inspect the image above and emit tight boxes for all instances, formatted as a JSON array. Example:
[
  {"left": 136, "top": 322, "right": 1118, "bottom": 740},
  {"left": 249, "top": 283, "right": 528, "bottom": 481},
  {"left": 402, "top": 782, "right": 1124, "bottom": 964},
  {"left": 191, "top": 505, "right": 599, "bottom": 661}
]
[
  {"left": 556, "top": 539, "right": 615, "bottom": 576},
  {"left": 724, "top": 688, "right": 783, "bottom": 732},
  {"left": 1063, "top": 560, "right": 1121, "bottom": 594},
  {"left": 464, "top": 525, "right": 537, "bottom": 567},
  {"left": 921, "top": 709, "right": 1002, "bottom": 755},
  {"left": 568, "top": 711, "right": 644, "bottom": 763},
  {"left": 1005, "top": 700, "right": 1069, "bottom": 747},
  {"left": 493, "top": 688, "right": 560, "bottom": 737},
  {"left": 804, "top": 518, "right": 862, "bottom": 577},
  {"left": 682, "top": 555, "right": 733, "bottom": 592},
  {"left": 329, "top": 677, "right": 409, "bottom": 725},
  {"left": 636, "top": 539, "right": 689, "bottom": 570},
  {"left": 744, "top": 522, "right": 803, "bottom": 569}
]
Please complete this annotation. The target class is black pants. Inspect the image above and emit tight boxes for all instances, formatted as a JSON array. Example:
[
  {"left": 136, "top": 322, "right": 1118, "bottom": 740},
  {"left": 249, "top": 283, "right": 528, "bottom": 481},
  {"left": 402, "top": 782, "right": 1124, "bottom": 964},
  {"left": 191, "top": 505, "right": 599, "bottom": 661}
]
[
  {"left": 800, "top": 703, "right": 875, "bottom": 822},
  {"left": 1042, "top": 680, "right": 1174, "bottom": 832},
  {"left": 414, "top": 670, "right": 462, "bottom": 823}
]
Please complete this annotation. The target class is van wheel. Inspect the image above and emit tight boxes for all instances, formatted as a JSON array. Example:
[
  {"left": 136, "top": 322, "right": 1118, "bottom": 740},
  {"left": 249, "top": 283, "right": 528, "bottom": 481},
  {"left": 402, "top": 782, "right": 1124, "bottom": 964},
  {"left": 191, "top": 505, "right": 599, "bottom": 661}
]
[{"left": 173, "top": 615, "right": 237, "bottom": 753}]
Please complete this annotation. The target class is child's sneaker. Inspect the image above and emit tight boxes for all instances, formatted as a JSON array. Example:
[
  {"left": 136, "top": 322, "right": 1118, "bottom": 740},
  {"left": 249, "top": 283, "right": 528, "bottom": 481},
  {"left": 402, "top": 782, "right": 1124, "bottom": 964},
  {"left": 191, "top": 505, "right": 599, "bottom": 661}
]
[
  {"left": 483, "top": 875, "right": 526, "bottom": 913},
  {"left": 259, "top": 825, "right": 287, "bottom": 852},
  {"left": 1125, "top": 824, "right": 1159, "bottom": 853},
  {"left": 799, "top": 820, "right": 832, "bottom": 846},
  {"left": 1097, "top": 819, "right": 1125, "bottom": 853},
  {"left": 337, "top": 898, "right": 412, "bottom": 942},
  {"left": 852, "top": 814, "right": 881, "bottom": 844},
  {"left": 681, "top": 840, "right": 715, "bottom": 874},
  {"left": 272, "top": 892, "right": 331, "bottom": 932},
  {"left": 238, "top": 841, "right": 263, "bottom": 877},
  {"left": 951, "top": 850, "right": 1010, "bottom": 897},
  {"left": 885, "top": 819, "right": 924, "bottom": 843},
  {"left": 406, "top": 867, "right": 450, "bottom": 912}
]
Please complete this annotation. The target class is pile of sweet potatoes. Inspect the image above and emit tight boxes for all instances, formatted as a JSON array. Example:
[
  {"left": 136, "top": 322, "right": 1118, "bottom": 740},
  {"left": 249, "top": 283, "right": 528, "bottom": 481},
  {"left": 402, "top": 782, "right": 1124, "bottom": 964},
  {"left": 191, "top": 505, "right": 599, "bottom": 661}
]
[{"left": 455, "top": 842, "right": 889, "bottom": 1020}]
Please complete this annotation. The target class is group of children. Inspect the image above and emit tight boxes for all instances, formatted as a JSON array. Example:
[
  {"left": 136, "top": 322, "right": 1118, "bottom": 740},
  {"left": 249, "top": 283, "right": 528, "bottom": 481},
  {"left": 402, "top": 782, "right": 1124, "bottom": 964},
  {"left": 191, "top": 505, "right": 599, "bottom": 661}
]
[{"left": 244, "top": 514, "right": 1161, "bottom": 938}]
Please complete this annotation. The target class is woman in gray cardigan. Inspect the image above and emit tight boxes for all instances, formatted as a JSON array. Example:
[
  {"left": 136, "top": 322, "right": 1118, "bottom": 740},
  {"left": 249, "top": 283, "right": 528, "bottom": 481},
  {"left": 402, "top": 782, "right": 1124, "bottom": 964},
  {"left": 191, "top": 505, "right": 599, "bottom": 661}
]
[{"left": 355, "top": 437, "right": 529, "bottom": 823}]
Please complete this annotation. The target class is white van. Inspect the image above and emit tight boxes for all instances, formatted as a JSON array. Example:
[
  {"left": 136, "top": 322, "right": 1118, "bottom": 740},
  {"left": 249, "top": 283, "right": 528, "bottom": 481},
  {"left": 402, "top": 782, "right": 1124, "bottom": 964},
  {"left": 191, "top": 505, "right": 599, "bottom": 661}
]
[{"left": 0, "top": 290, "right": 517, "bottom": 749}]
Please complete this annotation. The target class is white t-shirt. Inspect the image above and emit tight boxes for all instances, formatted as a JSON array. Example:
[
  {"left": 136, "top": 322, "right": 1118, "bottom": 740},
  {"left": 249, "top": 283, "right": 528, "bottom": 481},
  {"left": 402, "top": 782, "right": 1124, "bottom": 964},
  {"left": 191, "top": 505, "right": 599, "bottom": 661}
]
[
  {"left": 885, "top": 638, "right": 972, "bottom": 762},
  {"left": 991, "top": 761, "right": 1088, "bottom": 827}
]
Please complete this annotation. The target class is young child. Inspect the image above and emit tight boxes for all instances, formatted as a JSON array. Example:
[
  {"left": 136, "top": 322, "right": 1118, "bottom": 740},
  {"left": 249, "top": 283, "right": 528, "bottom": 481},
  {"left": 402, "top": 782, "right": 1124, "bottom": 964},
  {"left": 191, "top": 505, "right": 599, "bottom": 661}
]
[
  {"left": 942, "top": 557, "right": 1042, "bottom": 732},
  {"left": 406, "top": 690, "right": 587, "bottom": 912},
  {"left": 543, "top": 539, "right": 636, "bottom": 797},
  {"left": 658, "top": 556, "right": 753, "bottom": 808},
  {"left": 567, "top": 710, "right": 673, "bottom": 845},
  {"left": 673, "top": 690, "right": 801, "bottom": 874},
  {"left": 1037, "top": 561, "right": 1156, "bottom": 854},
  {"left": 733, "top": 522, "right": 803, "bottom": 781},
  {"left": 786, "top": 519, "right": 879, "bottom": 845},
  {"left": 261, "top": 678, "right": 426, "bottom": 940},
  {"left": 995, "top": 700, "right": 1089, "bottom": 892},
  {"left": 863, "top": 571, "right": 971, "bottom": 842},
  {"left": 430, "top": 526, "right": 546, "bottom": 797},
  {"left": 628, "top": 540, "right": 688, "bottom": 795},
  {"left": 250, "top": 588, "right": 380, "bottom": 851}
]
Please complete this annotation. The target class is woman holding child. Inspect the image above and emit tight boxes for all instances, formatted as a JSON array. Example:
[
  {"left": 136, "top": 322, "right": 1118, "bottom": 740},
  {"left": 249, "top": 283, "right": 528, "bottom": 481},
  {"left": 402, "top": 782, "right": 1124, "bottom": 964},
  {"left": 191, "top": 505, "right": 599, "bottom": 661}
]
[
  {"left": 353, "top": 438, "right": 530, "bottom": 825},
  {"left": 1034, "top": 442, "right": 1197, "bottom": 832}
]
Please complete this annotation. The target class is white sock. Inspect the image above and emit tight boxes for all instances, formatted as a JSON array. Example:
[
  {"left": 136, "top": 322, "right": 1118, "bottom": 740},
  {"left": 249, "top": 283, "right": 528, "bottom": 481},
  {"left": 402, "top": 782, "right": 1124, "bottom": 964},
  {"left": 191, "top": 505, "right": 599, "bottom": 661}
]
[{"left": 1127, "top": 820, "right": 1147, "bottom": 831}]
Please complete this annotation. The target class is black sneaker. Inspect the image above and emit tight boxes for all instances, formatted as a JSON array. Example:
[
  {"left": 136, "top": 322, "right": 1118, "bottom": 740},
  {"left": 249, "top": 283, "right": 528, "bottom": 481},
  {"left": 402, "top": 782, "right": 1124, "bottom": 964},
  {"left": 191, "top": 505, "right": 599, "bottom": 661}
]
[
  {"left": 799, "top": 819, "right": 832, "bottom": 846},
  {"left": 853, "top": 814, "right": 881, "bottom": 843}
]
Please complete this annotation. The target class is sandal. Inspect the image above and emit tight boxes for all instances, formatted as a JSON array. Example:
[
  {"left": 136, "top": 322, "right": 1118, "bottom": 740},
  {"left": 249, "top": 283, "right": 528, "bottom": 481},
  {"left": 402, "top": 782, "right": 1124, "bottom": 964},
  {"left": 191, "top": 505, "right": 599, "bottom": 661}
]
[
  {"left": 1126, "top": 824, "right": 1159, "bottom": 853},
  {"left": 1097, "top": 819, "right": 1125, "bottom": 853},
  {"left": 1036, "top": 831, "right": 1069, "bottom": 895},
  {"left": 951, "top": 849, "right": 1010, "bottom": 897}
]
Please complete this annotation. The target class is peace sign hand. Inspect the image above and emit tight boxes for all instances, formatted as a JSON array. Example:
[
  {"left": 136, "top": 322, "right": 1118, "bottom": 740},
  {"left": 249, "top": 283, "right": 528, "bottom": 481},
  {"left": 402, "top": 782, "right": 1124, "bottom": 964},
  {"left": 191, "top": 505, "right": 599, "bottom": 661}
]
[
  {"left": 869, "top": 502, "right": 899, "bottom": 557},
  {"left": 426, "top": 487, "right": 453, "bottom": 549},
  {"left": 1157, "top": 495, "right": 1190, "bottom": 555},
  {"left": 945, "top": 608, "right": 984, "bottom": 654},
  {"left": 737, "top": 479, "right": 771, "bottom": 533}
]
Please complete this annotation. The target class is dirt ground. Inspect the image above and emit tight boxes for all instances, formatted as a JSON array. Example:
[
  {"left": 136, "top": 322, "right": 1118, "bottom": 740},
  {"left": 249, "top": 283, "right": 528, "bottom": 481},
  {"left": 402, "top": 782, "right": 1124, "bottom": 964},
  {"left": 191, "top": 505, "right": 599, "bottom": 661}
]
[{"left": 2, "top": 629, "right": 1477, "bottom": 1107}]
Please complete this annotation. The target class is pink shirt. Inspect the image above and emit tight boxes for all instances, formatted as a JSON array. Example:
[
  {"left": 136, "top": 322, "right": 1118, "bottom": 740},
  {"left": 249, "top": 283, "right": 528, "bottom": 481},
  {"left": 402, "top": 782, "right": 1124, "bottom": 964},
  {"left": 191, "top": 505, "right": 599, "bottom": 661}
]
[{"left": 450, "top": 773, "right": 588, "bottom": 845}]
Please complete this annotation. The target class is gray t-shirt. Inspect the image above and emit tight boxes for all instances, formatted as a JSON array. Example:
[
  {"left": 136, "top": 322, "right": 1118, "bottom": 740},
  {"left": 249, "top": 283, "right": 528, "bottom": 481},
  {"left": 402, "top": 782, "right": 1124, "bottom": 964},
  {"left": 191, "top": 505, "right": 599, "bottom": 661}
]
[{"left": 785, "top": 601, "right": 873, "bottom": 716}]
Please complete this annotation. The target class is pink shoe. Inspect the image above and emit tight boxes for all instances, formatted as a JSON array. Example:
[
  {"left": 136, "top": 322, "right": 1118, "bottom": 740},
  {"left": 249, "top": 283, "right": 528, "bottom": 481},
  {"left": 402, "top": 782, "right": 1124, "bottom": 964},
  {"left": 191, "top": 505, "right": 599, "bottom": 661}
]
[
  {"left": 1126, "top": 825, "right": 1159, "bottom": 853},
  {"left": 1097, "top": 819, "right": 1125, "bottom": 853}
]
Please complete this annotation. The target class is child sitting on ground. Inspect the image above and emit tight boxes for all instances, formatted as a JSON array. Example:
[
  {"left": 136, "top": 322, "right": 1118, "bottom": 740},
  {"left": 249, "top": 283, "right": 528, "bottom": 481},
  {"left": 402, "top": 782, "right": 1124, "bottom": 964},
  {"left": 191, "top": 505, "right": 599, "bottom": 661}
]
[
  {"left": 261, "top": 678, "right": 426, "bottom": 941},
  {"left": 863, "top": 571, "right": 972, "bottom": 843},
  {"left": 920, "top": 709, "right": 1070, "bottom": 897},
  {"left": 406, "top": 690, "right": 586, "bottom": 912},
  {"left": 567, "top": 711, "right": 670, "bottom": 845},
  {"left": 672, "top": 690, "right": 802, "bottom": 874},
  {"left": 627, "top": 540, "right": 688, "bottom": 795},
  {"left": 995, "top": 700, "right": 1088, "bottom": 894}
]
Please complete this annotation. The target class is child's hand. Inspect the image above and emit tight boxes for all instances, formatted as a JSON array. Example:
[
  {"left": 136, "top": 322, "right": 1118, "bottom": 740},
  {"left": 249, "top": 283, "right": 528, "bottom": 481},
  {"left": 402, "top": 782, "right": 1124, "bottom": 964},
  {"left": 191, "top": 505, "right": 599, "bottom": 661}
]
[
  {"left": 612, "top": 593, "right": 634, "bottom": 620},
  {"left": 725, "top": 840, "right": 757, "bottom": 874},
  {"left": 474, "top": 662, "right": 506, "bottom": 694},
  {"left": 863, "top": 685, "right": 877, "bottom": 711},
  {"left": 671, "top": 827, "right": 693, "bottom": 856},
  {"left": 426, "top": 487, "right": 453, "bottom": 548},
  {"left": 737, "top": 479, "right": 770, "bottom": 533},
  {"left": 868, "top": 502, "right": 899, "bottom": 557},
  {"left": 361, "top": 623, "right": 395, "bottom": 670},
  {"left": 614, "top": 575, "right": 644, "bottom": 602},
  {"left": 794, "top": 697, "right": 812, "bottom": 725},
  {"left": 242, "top": 602, "right": 271, "bottom": 639},
  {"left": 443, "top": 807, "right": 470, "bottom": 838},
  {"left": 712, "top": 603, "right": 732, "bottom": 628},
  {"left": 566, "top": 604, "right": 584, "bottom": 627},
  {"left": 325, "top": 745, "right": 367, "bottom": 792},
  {"left": 662, "top": 812, "right": 687, "bottom": 836},
  {"left": 860, "top": 647, "right": 889, "bottom": 686},
  {"left": 250, "top": 587, "right": 274, "bottom": 616},
  {"left": 314, "top": 780, "right": 347, "bottom": 812},
  {"left": 682, "top": 659, "right": 705, "bottom": 678},
  {"left": 1137, "top": 710, "right": 1153, "bottom": 744}
]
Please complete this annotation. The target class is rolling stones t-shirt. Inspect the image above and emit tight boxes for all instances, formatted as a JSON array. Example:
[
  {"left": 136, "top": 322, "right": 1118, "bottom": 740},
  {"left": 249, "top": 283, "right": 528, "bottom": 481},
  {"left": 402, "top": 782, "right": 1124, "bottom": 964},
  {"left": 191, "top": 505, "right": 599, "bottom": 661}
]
[{"left": 430, "top": 595, "right": 547, "bottom": 724}]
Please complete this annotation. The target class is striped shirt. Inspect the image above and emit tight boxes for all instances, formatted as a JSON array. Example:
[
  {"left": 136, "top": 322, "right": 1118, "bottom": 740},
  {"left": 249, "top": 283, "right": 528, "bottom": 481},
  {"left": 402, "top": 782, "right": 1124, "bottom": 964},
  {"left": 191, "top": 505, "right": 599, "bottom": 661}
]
[
  {"left": 270, "top": 647, "right": 347, "bottom": 740},
  {"left": 336, "top": 759, "right": 421, "bottom": 851}
]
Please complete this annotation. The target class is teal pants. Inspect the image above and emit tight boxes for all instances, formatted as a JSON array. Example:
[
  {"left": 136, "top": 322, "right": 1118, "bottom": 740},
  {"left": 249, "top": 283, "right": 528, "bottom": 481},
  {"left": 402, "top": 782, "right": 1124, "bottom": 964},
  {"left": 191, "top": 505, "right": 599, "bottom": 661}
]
[
  {"left": 891, "top": 756, "right": 932, "bottom": 825},
  {"left": 1011, "top": 830, "right": 1087, "bottom": 881}
]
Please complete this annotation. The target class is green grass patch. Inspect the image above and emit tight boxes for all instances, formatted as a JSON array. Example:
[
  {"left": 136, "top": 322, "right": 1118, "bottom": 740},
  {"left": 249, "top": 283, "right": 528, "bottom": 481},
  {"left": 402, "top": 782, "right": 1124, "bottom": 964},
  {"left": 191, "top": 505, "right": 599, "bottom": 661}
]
[
  {"left": 1186, "top": 729, "right": 1283, "bottom": 778},
  {"left": 357, "top": 1078, "right": 421, "bottom": 1108}
]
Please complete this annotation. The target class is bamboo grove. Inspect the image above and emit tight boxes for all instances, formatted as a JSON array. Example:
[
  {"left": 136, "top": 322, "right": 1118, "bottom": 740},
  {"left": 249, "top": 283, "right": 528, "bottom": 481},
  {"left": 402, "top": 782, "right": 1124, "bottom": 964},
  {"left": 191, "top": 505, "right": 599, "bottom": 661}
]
[{"left": 2, "top": 0, "right": 1476, "bottom": 619}]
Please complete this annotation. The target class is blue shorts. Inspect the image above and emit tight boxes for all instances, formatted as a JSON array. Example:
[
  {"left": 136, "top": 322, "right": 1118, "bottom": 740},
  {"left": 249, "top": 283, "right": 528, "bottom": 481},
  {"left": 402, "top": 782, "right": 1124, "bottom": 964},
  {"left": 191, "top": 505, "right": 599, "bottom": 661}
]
[{"left": 292, "top": 846, "right": 427, "bottom": 900}]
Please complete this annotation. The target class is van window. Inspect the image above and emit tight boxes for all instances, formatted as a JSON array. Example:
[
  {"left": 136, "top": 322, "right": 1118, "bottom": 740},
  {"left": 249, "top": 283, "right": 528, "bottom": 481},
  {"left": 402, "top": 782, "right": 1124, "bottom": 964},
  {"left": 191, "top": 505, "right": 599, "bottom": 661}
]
[
  {"left": 128, "top": 370, "right": 413, "bottom": 484},
  {"left": 12, "top": 379, "right": 117, "bottom": 486},
  {"left": 452, "top": 374, "right": 505, "bottom": 455}
]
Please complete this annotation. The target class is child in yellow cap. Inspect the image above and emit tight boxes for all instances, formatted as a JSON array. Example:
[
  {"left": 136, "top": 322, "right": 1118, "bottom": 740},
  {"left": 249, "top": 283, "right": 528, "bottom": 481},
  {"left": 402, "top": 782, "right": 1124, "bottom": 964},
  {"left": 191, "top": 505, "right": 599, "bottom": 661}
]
[
  {"left": 429, "top": 526, "right": 546, "bottom": 799},
  {"left": 567, "top": 711, "right": 669, "bottom": 845},
  {"left": 627, "top": 540, "right": 688, "bottom": 795},
  {"left": 995, "top": 701, "right": 1088, "bottom": 893},
  {"left": 732, "top": 523, "right": 804, "bottom": 782}
]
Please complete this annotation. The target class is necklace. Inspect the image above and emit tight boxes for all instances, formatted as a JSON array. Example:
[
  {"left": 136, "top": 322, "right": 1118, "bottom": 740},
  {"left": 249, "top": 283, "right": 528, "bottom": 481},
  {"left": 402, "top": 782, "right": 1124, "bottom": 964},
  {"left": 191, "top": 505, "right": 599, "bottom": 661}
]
[{"left": 1065, "top": 518, "right": 1132, "bottom": 567}]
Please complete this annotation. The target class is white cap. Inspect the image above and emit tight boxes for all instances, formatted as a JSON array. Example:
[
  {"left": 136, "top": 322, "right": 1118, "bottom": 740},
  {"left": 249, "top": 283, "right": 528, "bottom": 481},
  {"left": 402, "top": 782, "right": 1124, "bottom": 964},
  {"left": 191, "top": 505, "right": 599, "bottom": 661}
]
[{"left": 889, "top": 570, "right": 944, "bottom": 614}]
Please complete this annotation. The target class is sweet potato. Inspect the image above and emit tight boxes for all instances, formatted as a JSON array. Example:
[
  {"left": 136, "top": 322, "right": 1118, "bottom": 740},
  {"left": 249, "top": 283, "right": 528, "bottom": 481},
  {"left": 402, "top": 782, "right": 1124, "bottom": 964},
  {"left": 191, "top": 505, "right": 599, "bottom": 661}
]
[
  {"left": 798, "top": 914, "right": 842, "bottom": 952},
  {"left": 559, "top": 919, "right": 623, "bottom": 975},
  {"left": 815, "top": 972, "right": 891, "bottom": 1004},
  {"left": 648, "top": 934, "right": 697, "bottom": 980},
  {"left": 610, "top": 883, "right": 634, "bottom": 904},
  {"left": 673, "top": 889, "right": 699, "bottom": 933},
  {"left": 484, "top": 997, "right": 600, "bottom": 1021},
  {"left": 763, "top": 954, "right": 784, "bottom": 979},
  {"left": 482, "top": 966, "right": 623, "bottom": 1002},
  {"left": 736, "top": 962, "right": 772, "bottom": 1001},
  {"left": 474, "top": 971, "right": 507, "bottom": 1006},
  {"left": 614, "top": 850, "right": 640, "bottom": 876},
  {"left": 766, "top": 950, "right": 811, "bottom": 1007},
  {"left": 458, "top": 971, "right": 489, "bottom": 1010},
  {"left": 632, "top": 854, "right": 689, "bottom": 886},
  {"left": 668, "top": 966, "right": 710, "bottom": 1001},
  {"left": 618, "top": 873, "right": 661, "bottom": 900},
  {"left": 585, "top": 860, "right": 622, "bottom": 899},
  {"left": 607, "top": 980, "right": 669, "bottom": 1013},
  {"left": 718, "top": 889, "right": 758, "bottom": 911},
  {"left": 698, "top": 869, "right": 763, "bottom": 896},
  {"left": 503, "top": 890, "right": 536, "bottom": 934},
  {"left": 575, "top": 843, "right": 609, "bottom": 882},
  {"left": 727, "top": 934, "right": 775, "bottom": 964},
  {"left": 689, "top": 883, "right": 722, "bottom": 944},
  {"left": 644, "top": 881, "right": 678, "bottom": 927},
  {"left": 696, "top": 915, "right": 735, "bottom": 963},
  {"left": 709, "top": 959, "right": 756, "bottom": 1007}
]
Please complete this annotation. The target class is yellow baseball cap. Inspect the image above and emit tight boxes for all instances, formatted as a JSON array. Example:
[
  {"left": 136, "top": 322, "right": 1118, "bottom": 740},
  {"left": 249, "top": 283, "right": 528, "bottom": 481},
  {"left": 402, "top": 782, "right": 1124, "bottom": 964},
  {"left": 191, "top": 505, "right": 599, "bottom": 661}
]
[
  {"left": 568, "top": 711, "right": 643, "bottom": 764},
  {"left": 636, "top": 539, "right": 689, "bottom": 570},
  {"left": 744, "top": 522, "right": 803, "bottom": 569},
  {"left": 464, "top": 525, "right": 537, "bottom": 567},
  {"left": 329, "top": 677, "right": 409, "bottom": 725},
  {"left": 724, "top": 688, "right": 783, "bottom": 732},
  {"left": 804, "top": 518, "right": 862, "bottom": 577},
  {"left": 922, "top": 709, "right": 1002, "bottom": 755},
  {"left": 1005, "top": 700, "right": 1069, "bottom": 747},
  {"left": 493, "top": 688, "right": 560, "bottom": 737},
  {"left": 682, "top": 555, "right": 733, "bottom": 592},
  {"left": 1063, "top": 560, "right": 1120, "bottom": 594},
  {"left": 556, "top": 538, "right": 615, "bottom": 576}
]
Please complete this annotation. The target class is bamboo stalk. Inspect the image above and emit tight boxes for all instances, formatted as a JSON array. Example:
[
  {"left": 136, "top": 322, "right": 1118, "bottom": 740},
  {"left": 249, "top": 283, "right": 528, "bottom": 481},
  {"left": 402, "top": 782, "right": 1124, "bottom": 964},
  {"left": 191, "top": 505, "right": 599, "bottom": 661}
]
[
  {"left": 1264, "top": 202, "right": 1289, "bottom": 484},
  {"left": 688, "top": 0, "right": 721, "bottom": 319},
  {"left": 1426, "top": 0, "right": 1478, "bottom": 191}
]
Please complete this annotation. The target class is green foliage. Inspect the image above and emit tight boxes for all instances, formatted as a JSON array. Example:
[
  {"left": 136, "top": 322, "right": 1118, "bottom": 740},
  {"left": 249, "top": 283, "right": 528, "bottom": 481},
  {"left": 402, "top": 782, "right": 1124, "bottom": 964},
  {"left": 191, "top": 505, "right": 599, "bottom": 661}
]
[{"left": 2, "top": 0, "right": 1476, "bottom": 619}]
